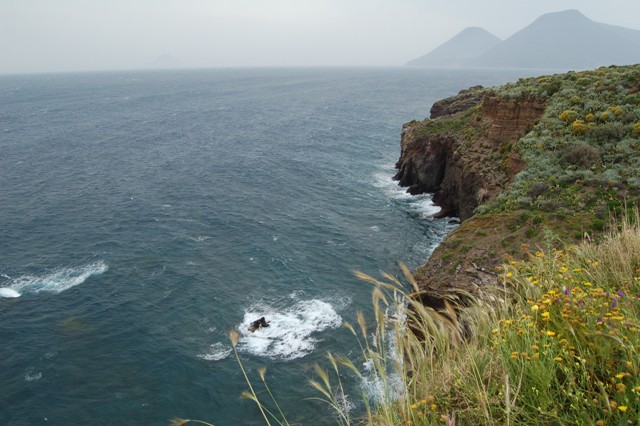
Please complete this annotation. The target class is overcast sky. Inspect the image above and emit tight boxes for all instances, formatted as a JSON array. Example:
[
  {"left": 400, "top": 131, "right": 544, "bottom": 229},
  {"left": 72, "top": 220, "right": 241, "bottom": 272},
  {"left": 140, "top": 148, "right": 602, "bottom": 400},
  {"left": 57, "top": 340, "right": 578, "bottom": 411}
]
[{"left": 1, "top": 0, "right": 639, "bottom": 74}]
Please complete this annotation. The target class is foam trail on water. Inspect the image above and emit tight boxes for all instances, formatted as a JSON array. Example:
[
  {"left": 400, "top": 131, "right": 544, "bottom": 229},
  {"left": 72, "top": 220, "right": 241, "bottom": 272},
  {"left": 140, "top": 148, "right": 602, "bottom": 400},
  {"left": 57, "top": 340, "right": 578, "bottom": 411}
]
[
  {"left": 372, "top": 168, "right": 441, "bottom": 218},
  {"left": 238, "top": 299, "right": 342, "bottom": 360},
  {"left": 4, "top": 262, "right": 108, "bottom": 297},
  {"left": 197, "top": 342, "right": 232, "bottom": 361}
]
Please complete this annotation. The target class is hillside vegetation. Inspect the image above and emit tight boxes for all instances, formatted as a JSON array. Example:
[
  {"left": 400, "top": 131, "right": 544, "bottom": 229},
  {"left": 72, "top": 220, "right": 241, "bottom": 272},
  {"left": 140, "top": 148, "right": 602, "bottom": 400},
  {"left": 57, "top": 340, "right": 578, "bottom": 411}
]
[{"left": 400, "top": 64, "right": 640, "bottom": 302}]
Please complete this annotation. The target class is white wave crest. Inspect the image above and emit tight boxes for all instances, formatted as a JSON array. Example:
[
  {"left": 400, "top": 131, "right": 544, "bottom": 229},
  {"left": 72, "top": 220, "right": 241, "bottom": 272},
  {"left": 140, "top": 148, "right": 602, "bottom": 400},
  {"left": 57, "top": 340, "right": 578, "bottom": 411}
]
[
  {"left": 238, "top": 299, "right": 342, "bottom": 360},
  {"left": 197, "top": 342, "right": 232, "bottom": 361},
  {"left": 6, "top": 261, "right": 108, "bottom": 296},
  {"left": 25, "top": 369, "right": 43, "bottom": 382},
  {"left": 0, "top": 287, "right": 21, "bottom": 298},
  {"left": 372, "top": 170, "right": 441, "bottom": 218}
]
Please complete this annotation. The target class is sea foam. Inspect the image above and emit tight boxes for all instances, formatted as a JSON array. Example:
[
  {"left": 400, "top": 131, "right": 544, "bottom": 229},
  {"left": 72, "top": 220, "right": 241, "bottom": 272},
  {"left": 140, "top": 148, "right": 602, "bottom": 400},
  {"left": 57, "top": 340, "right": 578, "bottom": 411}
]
[
  {"left": 2, "top": 261, "right": 108, "bottom": 297},
  {"left": 197, "top": 342, "right": 232, "bottom": 361},
  {"left": 238, "top": 299, "right": 342, "bottom": 360},
  {"left": 372, "top": 168, "right": 441, "bottom": 218}
]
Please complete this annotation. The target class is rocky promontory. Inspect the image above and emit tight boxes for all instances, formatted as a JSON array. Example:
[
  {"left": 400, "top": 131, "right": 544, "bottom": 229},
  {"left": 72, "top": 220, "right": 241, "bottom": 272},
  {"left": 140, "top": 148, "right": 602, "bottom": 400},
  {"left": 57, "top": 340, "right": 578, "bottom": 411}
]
[
  {"left": 395, "top": 86, "right": 545, "bottom": 220},
  {"left": 397, "top": 65, "right": 640, "bottom": 304}
]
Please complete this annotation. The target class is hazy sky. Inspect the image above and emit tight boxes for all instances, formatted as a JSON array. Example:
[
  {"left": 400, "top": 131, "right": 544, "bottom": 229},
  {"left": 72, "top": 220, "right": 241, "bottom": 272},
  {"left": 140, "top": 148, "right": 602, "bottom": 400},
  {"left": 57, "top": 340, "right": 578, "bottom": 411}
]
[{"left": 1, "top": 0, "right": 639, "bottom": 74}]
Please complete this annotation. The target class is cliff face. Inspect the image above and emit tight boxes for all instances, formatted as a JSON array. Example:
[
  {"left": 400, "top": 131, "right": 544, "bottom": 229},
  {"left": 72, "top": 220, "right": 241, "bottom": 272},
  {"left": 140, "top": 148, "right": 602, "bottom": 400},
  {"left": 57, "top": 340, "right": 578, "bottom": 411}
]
[
  {"left": 394, "top": 87, "right": 545, "bottom": 300},
  {"left": 395, "top": 88, "right": 545, "bottom": 220}
]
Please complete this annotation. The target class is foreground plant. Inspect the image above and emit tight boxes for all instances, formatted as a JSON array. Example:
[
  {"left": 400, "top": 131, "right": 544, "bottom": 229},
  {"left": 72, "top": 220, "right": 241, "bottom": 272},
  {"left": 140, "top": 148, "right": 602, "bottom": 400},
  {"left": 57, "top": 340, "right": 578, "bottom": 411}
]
[
  {"left": 229, "top": 330, "right": 291, "bottom": 426},
  {"left": 313, "top": 213, "right": 640, "bottom": 425}
]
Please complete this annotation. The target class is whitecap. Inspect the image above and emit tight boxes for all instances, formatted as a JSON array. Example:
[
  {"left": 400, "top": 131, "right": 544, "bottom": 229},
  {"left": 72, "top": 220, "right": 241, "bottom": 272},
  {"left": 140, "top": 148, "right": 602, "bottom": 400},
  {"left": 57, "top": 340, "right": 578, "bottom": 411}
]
[
  {"left": 237, "top": 299, "right": 342, "bottom": 360},
  {"left": 197, "top": 342, "right": 232, "bottom": 361},
  {"left": 8, "top": 261, "right": 108, "bottom": 296},
  {"left": 372, "top": 169, "right": 441, "bottom": 218},
  {"left": 25, "top": 369, "right": 42, "bottom": 382},
  {"left": 0, "top": 287, "right": 21, "bottom": 298}
]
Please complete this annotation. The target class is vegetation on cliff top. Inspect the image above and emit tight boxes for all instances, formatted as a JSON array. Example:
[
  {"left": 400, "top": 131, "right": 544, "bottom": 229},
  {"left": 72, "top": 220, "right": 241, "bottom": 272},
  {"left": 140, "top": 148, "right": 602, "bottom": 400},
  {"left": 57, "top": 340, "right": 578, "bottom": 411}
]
[{"left": 483, "top": 64, "right": 640, "bottom": 226}]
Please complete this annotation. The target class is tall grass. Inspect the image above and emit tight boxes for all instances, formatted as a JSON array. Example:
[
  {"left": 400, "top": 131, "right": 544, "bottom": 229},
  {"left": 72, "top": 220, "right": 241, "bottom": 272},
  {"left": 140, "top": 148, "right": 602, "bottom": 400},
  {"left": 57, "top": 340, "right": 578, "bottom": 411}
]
[{"left": 312, "top": 211, "right": 640, "bottom": 425}]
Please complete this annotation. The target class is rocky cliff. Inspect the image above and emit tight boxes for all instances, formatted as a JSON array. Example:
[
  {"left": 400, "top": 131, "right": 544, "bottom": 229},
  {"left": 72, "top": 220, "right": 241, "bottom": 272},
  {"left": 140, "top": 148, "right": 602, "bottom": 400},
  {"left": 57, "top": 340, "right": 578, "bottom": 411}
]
[
  {"left": 396, "top": 65, "right": 640, "bottom": 304},
  {"left": 394, "top": 87, "right": 546, "bottom": 302},
  {"left": 395, "top": 87, "right": 545, "bottom": 220}
]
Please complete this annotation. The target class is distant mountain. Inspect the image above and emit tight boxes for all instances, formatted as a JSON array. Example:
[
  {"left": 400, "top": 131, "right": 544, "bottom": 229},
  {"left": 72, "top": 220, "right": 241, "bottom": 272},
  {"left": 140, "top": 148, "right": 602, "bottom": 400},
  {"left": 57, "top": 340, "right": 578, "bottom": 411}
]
[
  {"left": 406, "top": 27, "right": 501, "bottom": 67},
  {"left": 407, "top": 10, "right": 640, "bottom": 69}
]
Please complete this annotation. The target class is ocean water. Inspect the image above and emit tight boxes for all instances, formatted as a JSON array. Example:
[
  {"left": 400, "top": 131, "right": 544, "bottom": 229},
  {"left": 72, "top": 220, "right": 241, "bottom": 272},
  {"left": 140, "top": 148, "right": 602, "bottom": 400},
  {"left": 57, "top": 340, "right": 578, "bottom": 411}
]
[{"left": 0, "top": 67, "right": 536, "bottom": 425}]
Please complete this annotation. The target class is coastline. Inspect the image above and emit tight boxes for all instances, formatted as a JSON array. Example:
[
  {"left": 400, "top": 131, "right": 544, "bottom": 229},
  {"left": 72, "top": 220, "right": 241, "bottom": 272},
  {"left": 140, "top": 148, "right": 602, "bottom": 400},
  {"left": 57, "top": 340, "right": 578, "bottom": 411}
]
[{"left": 394, "top": 64, "right": 640, "bottom": 304}]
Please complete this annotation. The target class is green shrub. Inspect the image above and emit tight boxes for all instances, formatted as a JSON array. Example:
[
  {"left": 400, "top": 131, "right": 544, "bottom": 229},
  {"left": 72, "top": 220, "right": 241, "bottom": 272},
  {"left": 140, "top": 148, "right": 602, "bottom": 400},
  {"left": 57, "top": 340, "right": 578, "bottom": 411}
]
[
  {"left": 571, "top": 119, "right": 589, "bottom": 135},
  {"left": 528, "top": 182, "right": 549, "bottom": 198},
  {"left": 588, "top": 122, "right": 626, "bottom": 142},
  {"left": 559, "top": 109, "right": 578, "bottom": 123},
  {"left": 560, "top": 144, "right": 602, "bottom": 168}
]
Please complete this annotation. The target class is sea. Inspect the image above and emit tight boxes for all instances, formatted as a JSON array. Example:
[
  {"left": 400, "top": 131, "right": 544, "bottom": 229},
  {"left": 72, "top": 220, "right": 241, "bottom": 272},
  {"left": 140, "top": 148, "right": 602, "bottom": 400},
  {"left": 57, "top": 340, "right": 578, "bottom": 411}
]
[{"left": 0, "top": 67, "right": 539, "bottom": 425}]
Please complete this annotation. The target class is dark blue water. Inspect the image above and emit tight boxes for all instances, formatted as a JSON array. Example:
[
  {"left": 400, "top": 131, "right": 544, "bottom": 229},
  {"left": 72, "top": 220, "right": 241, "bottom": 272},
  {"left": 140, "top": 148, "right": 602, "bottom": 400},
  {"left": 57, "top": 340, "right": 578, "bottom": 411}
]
[{"left": 0, "top": 67, "right": 534, "bottom": 425}]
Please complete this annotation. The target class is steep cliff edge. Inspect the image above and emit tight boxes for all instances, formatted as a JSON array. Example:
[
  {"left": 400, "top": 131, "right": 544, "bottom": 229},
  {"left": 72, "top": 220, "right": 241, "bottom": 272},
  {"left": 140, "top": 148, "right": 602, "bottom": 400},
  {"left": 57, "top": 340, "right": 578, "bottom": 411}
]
[
  {"left": 394, "top": 87, "right": 545, "bottom": 220},
  {"left": 396, "top": 65, "right": 640, "bottom": 303}
]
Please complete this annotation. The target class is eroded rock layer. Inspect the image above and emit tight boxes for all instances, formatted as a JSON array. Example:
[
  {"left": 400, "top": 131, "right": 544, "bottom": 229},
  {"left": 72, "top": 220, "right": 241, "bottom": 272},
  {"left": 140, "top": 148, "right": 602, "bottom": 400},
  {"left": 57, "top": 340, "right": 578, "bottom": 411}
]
[
  {"left": 395, "top": 88, "right": 545, "bottom": 220},
  {"left": 394, "top": 87, "right": 546, "bottom": 298}
]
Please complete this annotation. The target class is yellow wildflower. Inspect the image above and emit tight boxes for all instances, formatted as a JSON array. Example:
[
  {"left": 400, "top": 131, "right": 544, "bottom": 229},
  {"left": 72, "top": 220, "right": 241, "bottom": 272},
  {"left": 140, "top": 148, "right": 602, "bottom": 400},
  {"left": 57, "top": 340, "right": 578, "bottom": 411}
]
[
  {"left": 618, "top": 405, "right": 628, "bottom": 413},
  {"left": 546, "top": 331, "right": 556, "bottom": 337}
]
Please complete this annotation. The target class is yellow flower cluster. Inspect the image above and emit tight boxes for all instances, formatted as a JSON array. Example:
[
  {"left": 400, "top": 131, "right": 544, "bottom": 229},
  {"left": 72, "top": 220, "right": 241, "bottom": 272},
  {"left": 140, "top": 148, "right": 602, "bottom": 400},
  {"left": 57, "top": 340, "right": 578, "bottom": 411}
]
[{"left": 498, "top": 247, "right": 640, "bottom": 419}]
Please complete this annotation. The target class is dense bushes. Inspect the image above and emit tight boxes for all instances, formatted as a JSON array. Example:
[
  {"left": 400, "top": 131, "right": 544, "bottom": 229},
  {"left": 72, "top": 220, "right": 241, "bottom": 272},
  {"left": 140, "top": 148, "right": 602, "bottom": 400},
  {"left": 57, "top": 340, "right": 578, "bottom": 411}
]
[
  {"left": 482, "top": 64, "right": 640, "bottom": 223},
  {"left": 560, "top": 143, "right": 602, "bottom": 168}
]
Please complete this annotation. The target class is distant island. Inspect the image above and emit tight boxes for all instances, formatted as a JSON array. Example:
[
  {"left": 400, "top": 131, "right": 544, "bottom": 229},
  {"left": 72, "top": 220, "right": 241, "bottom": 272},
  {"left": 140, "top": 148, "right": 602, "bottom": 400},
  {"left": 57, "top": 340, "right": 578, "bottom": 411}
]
[{"left": 407, "top": 9, "right": 640, "bottom": 69}]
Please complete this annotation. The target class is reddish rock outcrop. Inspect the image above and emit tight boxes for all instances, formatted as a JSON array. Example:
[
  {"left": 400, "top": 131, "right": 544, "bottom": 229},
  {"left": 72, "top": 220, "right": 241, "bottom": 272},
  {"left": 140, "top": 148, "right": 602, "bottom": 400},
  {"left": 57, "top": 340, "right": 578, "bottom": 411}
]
[
  {"left": 394, "top": 88, "right": 546, "bottom": 301},
  {"left": 429, "top": 85, "right": 485, "bottom": 119},
  {"left": 395, "top": 89, "right": 545, "bottom": 221}
]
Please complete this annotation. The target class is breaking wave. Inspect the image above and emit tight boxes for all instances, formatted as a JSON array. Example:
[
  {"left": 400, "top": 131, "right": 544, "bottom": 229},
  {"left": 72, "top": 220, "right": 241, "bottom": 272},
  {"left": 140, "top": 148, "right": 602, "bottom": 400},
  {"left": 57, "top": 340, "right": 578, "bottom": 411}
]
[
  {"left": 372, "top": 166, "right": 441, "bottom": 218},
  {"left": 0, "top": 261, "right": 108, "bottom": 298},
  {"left": 237, "top": 299, "right": 343, "bottom": 360}
]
